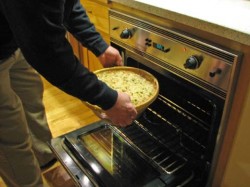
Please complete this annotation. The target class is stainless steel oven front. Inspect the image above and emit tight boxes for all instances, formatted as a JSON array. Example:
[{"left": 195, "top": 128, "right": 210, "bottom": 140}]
[{"left": 49, "top": 10, "right": 242, "bottom": 187}]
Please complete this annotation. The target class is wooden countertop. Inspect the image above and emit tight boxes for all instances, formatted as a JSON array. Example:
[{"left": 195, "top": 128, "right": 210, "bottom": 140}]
[{"left": 111, "top": 0, "right": 250, "bottom": 46}]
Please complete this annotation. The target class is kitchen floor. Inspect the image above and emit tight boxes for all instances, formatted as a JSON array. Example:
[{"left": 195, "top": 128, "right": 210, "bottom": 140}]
[{"left": 0, "top": 76, "right": 99, "bottom": 187}]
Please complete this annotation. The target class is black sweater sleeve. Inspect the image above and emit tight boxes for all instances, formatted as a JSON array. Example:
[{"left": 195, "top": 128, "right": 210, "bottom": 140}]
[
  {"left": 64, "top": 0, "right": 109, "bottom": 56},
  {"left": 0, "top": 0, "right": 117, "bottom": 110}
]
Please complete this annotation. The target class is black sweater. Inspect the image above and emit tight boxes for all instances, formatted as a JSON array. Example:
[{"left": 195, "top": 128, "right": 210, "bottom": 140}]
[{"left": 0, "top": 0, "right": 117, "bottom": 110}]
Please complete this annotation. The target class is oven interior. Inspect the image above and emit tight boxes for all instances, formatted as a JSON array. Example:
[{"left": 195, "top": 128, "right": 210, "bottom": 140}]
[{"left": 116, "top": 53, "right": 224, "bottom": 186}]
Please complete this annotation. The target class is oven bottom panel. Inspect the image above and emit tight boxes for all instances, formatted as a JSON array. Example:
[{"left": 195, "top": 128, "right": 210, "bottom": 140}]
[{"left": 49, "top": 120, "right": 197, "bottom": 187}]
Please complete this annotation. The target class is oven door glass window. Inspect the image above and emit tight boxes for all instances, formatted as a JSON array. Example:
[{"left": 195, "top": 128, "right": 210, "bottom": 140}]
[{"left": 65, "top": 124, "right": 162, "bottom": 187}]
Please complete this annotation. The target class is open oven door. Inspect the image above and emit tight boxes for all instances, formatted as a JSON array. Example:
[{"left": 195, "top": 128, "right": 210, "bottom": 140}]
[{"left": 49, "top": 120, "right": 194, "bottom": 187}]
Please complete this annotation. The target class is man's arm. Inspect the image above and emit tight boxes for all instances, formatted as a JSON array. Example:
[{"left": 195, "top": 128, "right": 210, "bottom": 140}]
[
  {"left": 64, "top": 0, "right": 109, "bottom": 57},
  {"left": 64, "top": 0, "right": 123, "bottom": 67},
  {"left": 0, "top": 0, "right": 117, "bottom": 110}
]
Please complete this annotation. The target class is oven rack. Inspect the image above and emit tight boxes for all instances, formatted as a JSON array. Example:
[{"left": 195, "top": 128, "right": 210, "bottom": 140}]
[
  {"left": 113, "top": 93, "right": 214, "bottom": 174},
  {"left": 144, "top": 96, "right": 209, "bottom": 153},
  {"left": 115, "top": 123, "right": 187, "bottom": 175}
]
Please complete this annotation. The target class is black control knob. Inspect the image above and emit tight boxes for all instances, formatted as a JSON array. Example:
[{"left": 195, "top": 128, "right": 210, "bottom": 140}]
[
  {"left": 120, "top": 28, "right": 132, "bottom": 39},
  {"left": 184, "top": 55, "right": 202, "bottom": 69}
]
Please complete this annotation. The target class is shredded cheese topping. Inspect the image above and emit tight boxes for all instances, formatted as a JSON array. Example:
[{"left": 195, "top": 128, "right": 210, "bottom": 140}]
[{"left": 97, "top": 70, "right": 155, "bottom": 106}]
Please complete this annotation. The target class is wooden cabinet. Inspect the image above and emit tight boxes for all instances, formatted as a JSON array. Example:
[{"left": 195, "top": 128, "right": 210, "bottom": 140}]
[
  {"left": 67, "top": 0, "right": 110, "bottom": 72},
  {"left": 80, "top": 31, "right": 110, "bottom": 72},
  {"left": 93, "top": 0, "right": 109, "bottom": 4},
  {"left": 82, "top": 0, "right": 109, "bottom": 34},
  {"left": 66, "top": 32, "right": 80, "bottom": 59},
  {"left": 66, "top": 32, "right": 89, "bottom": 69},
  {"left": 81, "top": 0, "right": 110, "bottom": 71}
]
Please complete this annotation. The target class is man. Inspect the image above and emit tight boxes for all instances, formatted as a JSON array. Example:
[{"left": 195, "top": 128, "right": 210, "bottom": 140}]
[{"left": 0, "top": 0, "right": 137, "bottom": 186}]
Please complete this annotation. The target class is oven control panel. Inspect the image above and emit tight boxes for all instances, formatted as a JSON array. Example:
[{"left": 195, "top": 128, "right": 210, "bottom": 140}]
[{"left": 109, "top": 11, "right": 241, "bottom": 94}]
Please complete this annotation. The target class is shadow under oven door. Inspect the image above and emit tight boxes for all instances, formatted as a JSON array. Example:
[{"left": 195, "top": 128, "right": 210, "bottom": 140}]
[{"left": 49, "top": 120, "right": 194, "bottom": 187}]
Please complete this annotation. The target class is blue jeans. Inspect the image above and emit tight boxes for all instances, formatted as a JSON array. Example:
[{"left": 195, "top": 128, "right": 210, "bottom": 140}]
[{"left": 0, "top": 49, "right": 54, "bottom": 186}]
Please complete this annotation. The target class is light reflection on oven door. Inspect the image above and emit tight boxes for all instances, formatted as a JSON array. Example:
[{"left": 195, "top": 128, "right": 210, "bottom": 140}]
[
  {"left": 77, "top": 125, "right": 161, "bottom": 187},
  {"left": 79, "top": 127, "right": 114, "bottom": 174}
]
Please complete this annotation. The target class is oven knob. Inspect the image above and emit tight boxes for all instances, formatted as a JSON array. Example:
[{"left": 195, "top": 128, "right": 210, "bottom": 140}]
[
  {"left": 120, "top": 28, "right": 132, "bottom": 39},
  {"left": 184, "top": 56, "right": 202, "bottom": 69}
]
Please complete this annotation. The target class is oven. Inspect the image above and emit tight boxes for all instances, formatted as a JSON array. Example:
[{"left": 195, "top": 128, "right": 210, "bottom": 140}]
[{"left": 49, "top": 10, "right": 242, "bottom": 187}]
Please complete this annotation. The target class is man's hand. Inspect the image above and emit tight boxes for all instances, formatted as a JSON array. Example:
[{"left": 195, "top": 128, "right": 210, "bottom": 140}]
[
  {"left": 98, "top": 46, "right": 123, "bottom": 67},
  {"left": 104, "top": 92, "right": 137, "bottom": 127}
]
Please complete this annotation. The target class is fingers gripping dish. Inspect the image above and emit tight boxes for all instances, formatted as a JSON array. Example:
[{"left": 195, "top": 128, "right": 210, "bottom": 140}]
[{"left": 85, "top": 67, "right": 159, "bottom": 120}]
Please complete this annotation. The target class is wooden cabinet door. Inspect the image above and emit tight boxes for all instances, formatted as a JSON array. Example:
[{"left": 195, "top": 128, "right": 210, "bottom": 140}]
[
  {"left": 87, "top": 31, "right": 110, "bottom": 72},
  {"left": 94, "top": 0, "right": 109, "bottom": 4},
  {"left": 79, "top": 46, "right": 89, "bottom": 68},
  {"left": 87, "top": 51, "right": 103, "bottom": 72},
  {"left": 67, "top": 32, "right": 89, "bottom": 68},
  {"left": 71, "top": 0, "right": 111, "bottom": 72},
  {"left": 80, "top": 0, "right": 109, "bottom": 34}
]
